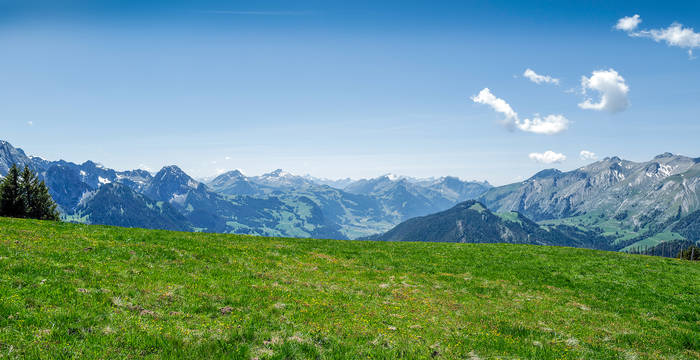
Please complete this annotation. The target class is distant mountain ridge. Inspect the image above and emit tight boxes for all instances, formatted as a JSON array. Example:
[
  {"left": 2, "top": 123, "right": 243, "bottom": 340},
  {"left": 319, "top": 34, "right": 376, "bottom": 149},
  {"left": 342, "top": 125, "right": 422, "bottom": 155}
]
[
  {"left": 6, "top": 138, "right": 696, "bottom": 251},
  {"left": 481, "top": 154, "right": 700, "bottom": 221},
  {"left": 0, "top": 140, "right": 491, "bottom": 239},
  {"left": 478, "top": 153, "right": 700, "bottom": 249},
  {"left": 208, "top": 169, "right": 492, "bottom": 238}
]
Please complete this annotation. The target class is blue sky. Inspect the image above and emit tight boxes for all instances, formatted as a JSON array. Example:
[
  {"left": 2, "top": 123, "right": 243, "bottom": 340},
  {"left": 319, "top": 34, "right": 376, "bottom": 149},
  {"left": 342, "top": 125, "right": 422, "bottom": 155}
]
[{"left": 1, "top": 0, "right": 699, "bottom": 185}]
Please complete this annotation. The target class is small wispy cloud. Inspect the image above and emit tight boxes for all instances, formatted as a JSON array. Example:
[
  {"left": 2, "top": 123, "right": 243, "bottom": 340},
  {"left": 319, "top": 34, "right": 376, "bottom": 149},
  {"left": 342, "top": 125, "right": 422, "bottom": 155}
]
[
  {"left": 197, "top": 10, "right": 316, "bottom": 16},
  {"left": 471, "top": 88, "right": 569, "bottom": 135},
  {"left": 529, "top": 151, "right": 566, "bottom": 164},
  {"left": 616, "top": 15, "right": 700, "bottom": 58},
  {"left": 579, "top": 150, "right": 597, "bottom": 161},
  {"left": 515, "top": 115, "right": 569, "bottom": 135},
  {"left": 27, "top": 121, "right": 33, "bottom": 126},
  {"left": 523, "top": 69, "right": 560, "bottom": 85},
  {"left": 615, "top": 14, "right": 642, "bottom": 32},
  {"left": 472, "top": 88, "right": 518, "bottom": 122}
]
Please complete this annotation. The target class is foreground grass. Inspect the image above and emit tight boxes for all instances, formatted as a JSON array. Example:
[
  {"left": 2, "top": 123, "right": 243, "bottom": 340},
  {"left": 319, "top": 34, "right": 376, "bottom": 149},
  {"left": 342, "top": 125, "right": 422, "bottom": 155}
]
[{"left": 0, "top": 218, "right": 698, "bottom": 359}]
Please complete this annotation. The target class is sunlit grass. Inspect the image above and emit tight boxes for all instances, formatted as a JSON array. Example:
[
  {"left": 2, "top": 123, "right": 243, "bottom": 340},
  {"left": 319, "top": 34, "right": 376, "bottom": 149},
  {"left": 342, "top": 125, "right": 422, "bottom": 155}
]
[{"left": 0, "top": 217, "right": 698, "bottom": 359}]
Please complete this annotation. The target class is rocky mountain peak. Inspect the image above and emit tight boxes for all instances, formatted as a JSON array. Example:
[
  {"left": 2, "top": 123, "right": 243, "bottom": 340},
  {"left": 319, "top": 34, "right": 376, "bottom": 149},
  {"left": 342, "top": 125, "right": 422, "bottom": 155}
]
[
  {"left": 266, "top": 169, "right": 291, "bottom": 177},
  {"left": 144, "top": 166, "right": 199, "bottom": 202},
  {"left": 654, "top": 152, "right": 675, "bottom": 159},
  {"left": 528, "top": 169, "right": 562, "bottom": 181}
]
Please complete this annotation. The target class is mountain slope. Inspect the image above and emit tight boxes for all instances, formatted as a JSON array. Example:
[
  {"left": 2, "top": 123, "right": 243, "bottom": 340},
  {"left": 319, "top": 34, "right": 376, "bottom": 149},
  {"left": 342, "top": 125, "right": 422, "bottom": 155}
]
[
  {"left": 345, "top": 175, "right": 492, "bottom": 222},
  {"left": 143, "top": 165, "right": 200, "bottom": 204},
  {"left": 276, "top": 186, "right": 391, "bottom": 239},
  {"left": 250, "top": 169, "right": 317, "bottom": 192},
  {"left": 479, "top": 154, "right": 700, "bottom": 247},
  {"left": 374, "top": 200, "right": 601, "bottom": 248},
  {"left": 413, "top": 176, "right": 492, "bottom": 204},
  {"left": 481, "top": 154, "right": 700, "bottom": 222},
  {"left": 672, "top": 210, "right": 700, "bottom": 242},
  {"left": 0, "top": 140, "right": 345, "bottom": 239},
  {"left": 71, "top": 183, "right": 190, "bottom": 231},
  {"left": 207, "top": 170, "right": 259, "bottom": 196},
  {"left": 147, "top": 166, "right": 345, "bottom": 238},
  {"left": 0, "top": 140, "right": 35, "bottom": 174},
  {"left": 172, "top": 183, "right": 345, "bottom": 239},
  {"left": 207, "top": 170, "right": 493, "bottom": 239}
]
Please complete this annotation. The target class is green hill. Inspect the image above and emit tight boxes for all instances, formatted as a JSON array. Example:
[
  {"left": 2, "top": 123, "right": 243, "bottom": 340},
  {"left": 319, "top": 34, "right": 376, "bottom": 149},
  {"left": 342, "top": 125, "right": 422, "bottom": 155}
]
[
  {"left": 371, "top": 200, "right": 606, "bottom": 249},
  {"left": 0, "top": 218, "right": 698, "bottom": 359}
]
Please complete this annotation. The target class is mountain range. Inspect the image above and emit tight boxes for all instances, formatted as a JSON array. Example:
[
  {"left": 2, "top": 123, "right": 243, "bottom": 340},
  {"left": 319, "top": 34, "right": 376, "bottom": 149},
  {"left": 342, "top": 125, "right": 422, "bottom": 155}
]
[
  {"left": 369, "top": 152, "right": 700, "bottom": 251},
  {"left": 477, "top": 153, "right": 700, "bottom": 250},
  {"left": 2, "top": 139, "right": 698, "bottom": 251},
  {"left": 0, "top": 140, "right": 491, "bottom": 239}
]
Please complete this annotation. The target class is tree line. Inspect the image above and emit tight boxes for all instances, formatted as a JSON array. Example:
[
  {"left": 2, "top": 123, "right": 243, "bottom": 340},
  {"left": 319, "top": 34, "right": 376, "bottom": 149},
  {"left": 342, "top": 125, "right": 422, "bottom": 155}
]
[
  {"left": 628, "top": 240, "right": 700, "bottom": 261},
  {"left": 0, "top": 164, "right": 59, "bottom": 220}
]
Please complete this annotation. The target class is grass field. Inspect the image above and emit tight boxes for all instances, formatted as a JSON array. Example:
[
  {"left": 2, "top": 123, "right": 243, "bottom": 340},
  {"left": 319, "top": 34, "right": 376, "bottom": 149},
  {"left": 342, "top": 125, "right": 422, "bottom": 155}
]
[{"left": 0, "top": 217, "right": 698, "bottom": 359}]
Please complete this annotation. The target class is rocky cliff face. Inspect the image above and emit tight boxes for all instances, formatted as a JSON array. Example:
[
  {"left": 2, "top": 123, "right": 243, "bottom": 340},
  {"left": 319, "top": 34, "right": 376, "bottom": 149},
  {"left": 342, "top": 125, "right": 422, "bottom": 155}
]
[{"left": 480, "top": 154, "right": 700, "bottom": 227}]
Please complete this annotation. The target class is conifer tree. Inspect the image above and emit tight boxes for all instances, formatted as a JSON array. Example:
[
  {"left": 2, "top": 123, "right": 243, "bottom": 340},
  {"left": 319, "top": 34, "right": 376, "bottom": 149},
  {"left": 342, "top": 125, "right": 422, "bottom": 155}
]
[
  {"left": 20, "top": 166, "right": 36, "bottom": 216},
  {"left": 0, "top": 164, "right": 25, "bottom": 217},
  {"left": 0, "top": 164, "right": 59, "bottom": 221},
  {"left": 20, "top": 165, "right": 60, "bottom": 221}
]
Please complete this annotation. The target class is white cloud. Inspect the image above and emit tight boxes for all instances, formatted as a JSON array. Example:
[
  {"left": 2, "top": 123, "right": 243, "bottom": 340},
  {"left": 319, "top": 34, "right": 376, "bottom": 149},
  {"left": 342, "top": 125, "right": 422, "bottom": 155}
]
[
  {"left": 579, "top": 150, "right": 597, "bottom": 160},
  {"left": 616, "top": 15, "right": 700, "bottom": 57},
  {"left": 578, "top": 69, "right": 629, "bottom": 113},
  {"left": 225, "top": 156, "right": 232, "bottom": 160},
  {"left": 471, "top": 88, "right": 518, "bottom": 121},
  {"left": 27, "top": 121, "right": 33, "bottom": 126},
  {"left": 529, "top": 151, "right": 567, "bottom": 164},
  {"left": 523, "top": 69, "right": 559, "bottom": 85},
  {"left": 615, "top": 14, "right": 641, "bottom": 31},
  {"left": 472, "top": 88, "right": 569, "bottom": 134},
  {"left": 514, "top": 114, "right": 569, "bottom": 135},
  {"left": 641, "top": 23, "right": 700, "bottom": 57}
]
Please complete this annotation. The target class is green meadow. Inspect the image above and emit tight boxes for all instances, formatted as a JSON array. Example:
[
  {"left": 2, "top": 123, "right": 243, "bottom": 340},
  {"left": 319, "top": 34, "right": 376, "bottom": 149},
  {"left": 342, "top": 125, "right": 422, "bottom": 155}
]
[{"left": 0, "top": 217, "right": 698, "bottom": 359}]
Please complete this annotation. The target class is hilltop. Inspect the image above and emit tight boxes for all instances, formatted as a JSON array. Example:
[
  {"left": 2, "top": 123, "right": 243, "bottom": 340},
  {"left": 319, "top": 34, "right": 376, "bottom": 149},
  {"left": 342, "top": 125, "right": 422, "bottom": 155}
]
[
  {"left": 372, "top": 200, "right": 605, "bottom": 249},
  {"left": 0, "top": 218, "right": 697, "bottom": 359}
]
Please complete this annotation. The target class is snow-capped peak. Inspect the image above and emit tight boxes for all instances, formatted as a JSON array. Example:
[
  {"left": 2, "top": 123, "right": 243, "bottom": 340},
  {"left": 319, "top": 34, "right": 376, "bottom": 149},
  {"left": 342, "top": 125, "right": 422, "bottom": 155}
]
[
  {"left": 384, "top": 173, "right": 403, "bottom": 181},
  {"left": 267, "top": 169, "right": 293, "bottom": 178}
]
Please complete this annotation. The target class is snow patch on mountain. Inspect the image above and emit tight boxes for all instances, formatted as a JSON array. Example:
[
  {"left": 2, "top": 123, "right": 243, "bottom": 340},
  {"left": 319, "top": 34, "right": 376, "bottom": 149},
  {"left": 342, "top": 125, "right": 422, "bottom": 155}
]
[{"left": 170, "top": 193, "right": 187, "bottom": 206}]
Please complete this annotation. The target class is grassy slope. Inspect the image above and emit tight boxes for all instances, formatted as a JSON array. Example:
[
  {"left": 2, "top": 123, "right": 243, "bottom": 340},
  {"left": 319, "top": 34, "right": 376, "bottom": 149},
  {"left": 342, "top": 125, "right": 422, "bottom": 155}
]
[{"left": 0, "top": 218, "right": 698, "bottom": 360}]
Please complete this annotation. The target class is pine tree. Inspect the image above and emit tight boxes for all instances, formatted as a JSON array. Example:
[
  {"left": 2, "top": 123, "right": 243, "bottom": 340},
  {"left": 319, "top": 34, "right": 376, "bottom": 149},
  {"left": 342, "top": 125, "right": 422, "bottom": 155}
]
[
  {"left": 678, "top": 245, "right": 700, "bottom": 261},
  {"left": 30, "top": 178, "right": 60, "bottom": 221},
  {"left": 20, "top": 166, "right": 36, "bottom": 216},
  {"left": 0, "top": 164, "right": 59, "bottom": 221},
  {"left": 20, "top": 165, "right": 60, "bottom": 221},
  {"left": 0, "top": 164, "right": 25, "bottom": 217}
]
